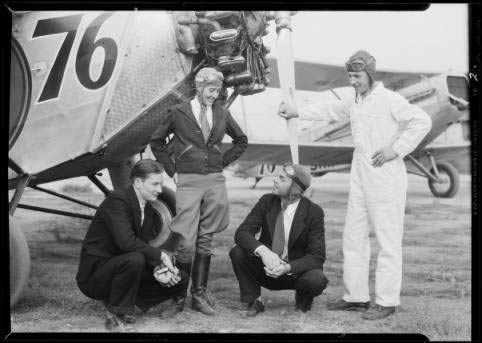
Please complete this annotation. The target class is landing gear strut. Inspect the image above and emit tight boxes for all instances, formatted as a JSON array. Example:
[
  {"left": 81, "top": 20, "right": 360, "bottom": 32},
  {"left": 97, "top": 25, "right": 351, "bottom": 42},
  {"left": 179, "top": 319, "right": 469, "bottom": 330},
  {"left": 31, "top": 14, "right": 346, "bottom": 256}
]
[
  {"left": 251, "top": 176, "right": 262, "bottom": 189},
  {"left": 406, "top": 152, "right": 460, "bottom": 198}
]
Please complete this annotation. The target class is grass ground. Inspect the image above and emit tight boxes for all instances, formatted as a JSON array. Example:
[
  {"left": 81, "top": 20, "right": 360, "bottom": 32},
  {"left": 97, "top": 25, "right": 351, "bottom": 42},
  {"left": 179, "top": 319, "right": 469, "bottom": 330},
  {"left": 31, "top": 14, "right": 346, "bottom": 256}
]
[{"left": 9, "top": 173, "right": 471, "bottom": 339}]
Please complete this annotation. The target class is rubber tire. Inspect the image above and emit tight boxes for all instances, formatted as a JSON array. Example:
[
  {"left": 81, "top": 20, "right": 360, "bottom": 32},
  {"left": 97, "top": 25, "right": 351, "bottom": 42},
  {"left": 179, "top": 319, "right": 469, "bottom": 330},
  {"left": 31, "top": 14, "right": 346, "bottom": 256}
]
[
  {"left": 149, "top": 186, "right": 176, "bottom": 248},
  {"left": 159, "top": 186, "right": 176, "bottom": 216},
  {"left": 428, "top": 162, "right": 460, "bottom": 198},
  {"left": 10, "top": 215, "right": 30, "bottom": 307}
]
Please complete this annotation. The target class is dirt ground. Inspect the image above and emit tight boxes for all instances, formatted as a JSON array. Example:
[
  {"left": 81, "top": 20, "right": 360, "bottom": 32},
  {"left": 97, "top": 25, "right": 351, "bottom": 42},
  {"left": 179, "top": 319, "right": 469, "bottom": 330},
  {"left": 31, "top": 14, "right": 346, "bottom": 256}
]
[{"left": 9, "top": 172, "right": 471, "bottom": 339}]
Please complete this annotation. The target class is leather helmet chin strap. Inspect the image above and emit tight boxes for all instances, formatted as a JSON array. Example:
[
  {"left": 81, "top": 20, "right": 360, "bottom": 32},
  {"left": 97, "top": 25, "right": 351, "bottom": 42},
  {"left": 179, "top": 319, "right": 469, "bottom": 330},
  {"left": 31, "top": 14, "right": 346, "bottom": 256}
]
[{"left": 195, "top": 87, "right": 208, "bottom": 107}]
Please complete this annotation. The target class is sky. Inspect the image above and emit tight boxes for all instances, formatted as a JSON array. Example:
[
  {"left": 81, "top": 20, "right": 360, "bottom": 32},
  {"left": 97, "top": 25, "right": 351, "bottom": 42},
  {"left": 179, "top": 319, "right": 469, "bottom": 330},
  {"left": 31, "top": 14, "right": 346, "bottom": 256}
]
[{"left": 262, "top": 4, "right": 469, "bottom": 73}]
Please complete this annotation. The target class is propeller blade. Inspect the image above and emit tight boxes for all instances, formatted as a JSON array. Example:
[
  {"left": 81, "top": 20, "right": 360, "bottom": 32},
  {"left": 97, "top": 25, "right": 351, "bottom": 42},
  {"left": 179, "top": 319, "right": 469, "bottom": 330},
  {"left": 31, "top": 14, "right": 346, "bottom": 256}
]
[{"left": 275, "top": 11, "right": 298, "bottom": 164}]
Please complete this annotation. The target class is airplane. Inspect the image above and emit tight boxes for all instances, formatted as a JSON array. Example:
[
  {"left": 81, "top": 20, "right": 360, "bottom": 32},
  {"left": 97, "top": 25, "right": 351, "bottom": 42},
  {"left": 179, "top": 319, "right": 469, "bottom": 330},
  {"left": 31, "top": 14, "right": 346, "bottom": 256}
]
[
  {"left": 7, "top": 9, "right": 469, "bottom": 310},
  {"left": 224, "top": 57, "right": 470, "bottom": 197},
  {"left": 7, "top": 9, "right": 296, "bottom": 307}
]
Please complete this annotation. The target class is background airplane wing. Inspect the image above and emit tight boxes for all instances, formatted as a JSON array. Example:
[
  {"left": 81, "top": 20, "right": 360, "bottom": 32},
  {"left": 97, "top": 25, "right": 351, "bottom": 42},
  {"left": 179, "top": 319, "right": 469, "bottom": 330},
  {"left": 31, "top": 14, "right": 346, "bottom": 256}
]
[
  {"left": 266, "top": 57, "right": 440, "bottom": 92},
  {"left": 222, "top": 141, "right": 354, "bottom": 166},
  {"left": 414, "top": 142, "right": 470, "bottom": 158},
  {"left": 224, "top": 141, "right": 470, "bottom": 175}
]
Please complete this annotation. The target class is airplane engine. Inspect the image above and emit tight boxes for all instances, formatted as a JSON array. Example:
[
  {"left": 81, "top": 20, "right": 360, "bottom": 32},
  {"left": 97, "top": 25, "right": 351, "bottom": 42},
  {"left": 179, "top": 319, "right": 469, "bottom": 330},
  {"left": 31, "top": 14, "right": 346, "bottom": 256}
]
[{"left": 173, "top": 11, "right": 273, "bottom": 96}]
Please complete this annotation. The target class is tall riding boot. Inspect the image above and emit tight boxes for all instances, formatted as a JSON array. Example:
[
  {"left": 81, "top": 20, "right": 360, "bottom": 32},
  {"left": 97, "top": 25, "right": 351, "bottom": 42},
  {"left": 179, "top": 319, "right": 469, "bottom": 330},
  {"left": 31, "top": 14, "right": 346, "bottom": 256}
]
[
  {"left": 190, "top": 253, "right": 216, "bottom": 315},
  {"left": 160, "top": 261, "right": 191, "bottom": 319}
]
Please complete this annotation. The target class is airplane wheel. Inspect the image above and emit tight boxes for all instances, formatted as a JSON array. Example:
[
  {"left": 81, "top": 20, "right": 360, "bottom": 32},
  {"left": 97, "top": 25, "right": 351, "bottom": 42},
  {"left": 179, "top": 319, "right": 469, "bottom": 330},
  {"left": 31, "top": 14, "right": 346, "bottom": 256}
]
[
  {"left": 149, "top": 186, "right": 176, "bottom": 248},
  {"left": 428, "top": 162, "right": 460, "bottom": 198},
  {"left": 9, "top": 215, "right": 30, "bottom": 307}
]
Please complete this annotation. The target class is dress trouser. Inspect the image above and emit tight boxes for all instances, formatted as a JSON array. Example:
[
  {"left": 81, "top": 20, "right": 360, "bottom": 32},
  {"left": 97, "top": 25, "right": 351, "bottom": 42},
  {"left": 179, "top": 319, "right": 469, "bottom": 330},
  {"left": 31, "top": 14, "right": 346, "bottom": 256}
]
[
  {"left": 229, "top": 245, "right": 328, "bottom": 303},
  {"left": 77, "top": 252, "right": 188, "bottom": 315},
  {"left": 169, "top": 173, "right": 230, "bottom": 263},
  {"left": 342, "top": 152, "right": 407, "bottom": 307}
]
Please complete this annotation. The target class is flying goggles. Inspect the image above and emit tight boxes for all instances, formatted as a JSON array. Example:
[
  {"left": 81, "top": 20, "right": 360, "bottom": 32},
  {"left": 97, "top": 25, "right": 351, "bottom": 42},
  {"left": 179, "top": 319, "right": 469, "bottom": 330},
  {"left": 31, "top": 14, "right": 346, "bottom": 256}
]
[{"left": 283, "top": 163, "right": 308, "bottom": 192}]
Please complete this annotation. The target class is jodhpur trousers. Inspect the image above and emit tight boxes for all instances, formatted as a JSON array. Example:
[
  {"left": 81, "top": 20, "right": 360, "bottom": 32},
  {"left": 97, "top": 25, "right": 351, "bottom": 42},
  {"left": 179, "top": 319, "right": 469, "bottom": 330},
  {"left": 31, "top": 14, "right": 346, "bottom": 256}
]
[{"left": 169, "top": 172, "right": 230, "bottom": 263}]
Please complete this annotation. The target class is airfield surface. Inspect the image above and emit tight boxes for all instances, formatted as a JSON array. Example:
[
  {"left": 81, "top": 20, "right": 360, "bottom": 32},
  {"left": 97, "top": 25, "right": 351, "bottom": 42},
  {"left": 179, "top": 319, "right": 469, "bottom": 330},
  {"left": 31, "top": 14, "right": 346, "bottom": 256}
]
[{"left": 10, "top": 172, "right": 471, "bottom": 339}]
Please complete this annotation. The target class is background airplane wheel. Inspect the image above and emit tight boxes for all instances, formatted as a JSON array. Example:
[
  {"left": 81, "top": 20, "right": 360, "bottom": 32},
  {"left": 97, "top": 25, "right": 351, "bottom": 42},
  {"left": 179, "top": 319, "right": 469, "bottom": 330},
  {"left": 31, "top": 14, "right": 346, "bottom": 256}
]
[
  {"left": 428, "top": 162, "right": 459, "bottom": 198},
  {"left": 149, "top": 186, "right": 176, "bottom": 249},
  {"left": 10, "top": 215, "right": 31, "bottom": 307}
]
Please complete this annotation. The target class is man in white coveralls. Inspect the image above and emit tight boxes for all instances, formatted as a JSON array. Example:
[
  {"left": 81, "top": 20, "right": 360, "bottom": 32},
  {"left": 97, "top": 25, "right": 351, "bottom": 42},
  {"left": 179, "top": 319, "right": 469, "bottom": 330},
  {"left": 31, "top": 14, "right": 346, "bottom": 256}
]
[{"left": 278, "top": 50, "right": 432, "bottom": 320}]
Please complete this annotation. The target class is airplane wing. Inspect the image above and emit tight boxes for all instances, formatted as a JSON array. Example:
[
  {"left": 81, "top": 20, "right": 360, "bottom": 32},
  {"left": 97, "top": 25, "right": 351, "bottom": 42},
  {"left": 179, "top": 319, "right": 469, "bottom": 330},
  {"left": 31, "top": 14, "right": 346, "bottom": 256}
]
[
  {"left": 266, "top": 57, "right": 440, "bottom": 92},
  {"left": 222, "top": 140, "right": 354, "bottom": 166},
  {"left": 224, "top": 141, "right": 470, "bottom": 175},
  {"left": 414, "top": 142, "right": 470, "bottom": 158}
]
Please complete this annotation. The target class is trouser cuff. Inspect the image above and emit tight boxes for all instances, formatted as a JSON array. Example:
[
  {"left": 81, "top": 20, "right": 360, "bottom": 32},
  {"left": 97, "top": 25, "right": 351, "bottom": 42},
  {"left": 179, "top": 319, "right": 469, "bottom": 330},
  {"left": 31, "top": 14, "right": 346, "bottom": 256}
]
[
  {"left": 240, "top": 292, "right": 261, "bottom": 304},
  {"left": 342, "top": 295, "right": 371, "bottom": 303},
  {"left": 375, "top": 300, "right": 400, "bottom": 307}
]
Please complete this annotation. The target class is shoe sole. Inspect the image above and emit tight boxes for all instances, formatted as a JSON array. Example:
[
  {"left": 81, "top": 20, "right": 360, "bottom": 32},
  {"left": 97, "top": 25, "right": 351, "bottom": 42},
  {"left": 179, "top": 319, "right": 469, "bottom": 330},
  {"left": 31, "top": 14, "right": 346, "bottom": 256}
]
[
  {"left": 328, "top": 306, "right": 369, "bottom": 312},
  {"left": 362, "top": 311, "right": 395, "bottom": 320},
  {"left": 192, "top": 306, "right": 216, "bottom": 315},
  {"left": 246, "top": 309, "right": 264, "bottom": 317}
]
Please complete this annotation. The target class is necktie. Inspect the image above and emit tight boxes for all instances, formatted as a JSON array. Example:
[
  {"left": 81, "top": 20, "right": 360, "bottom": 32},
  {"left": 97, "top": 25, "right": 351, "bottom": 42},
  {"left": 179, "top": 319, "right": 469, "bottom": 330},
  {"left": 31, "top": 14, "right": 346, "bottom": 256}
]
[
  {"left": 199, "top": 105, "right": 210, "bottom": 143},
  {"left": 271, "top": 200, "right": 288, "bottom": 257}
]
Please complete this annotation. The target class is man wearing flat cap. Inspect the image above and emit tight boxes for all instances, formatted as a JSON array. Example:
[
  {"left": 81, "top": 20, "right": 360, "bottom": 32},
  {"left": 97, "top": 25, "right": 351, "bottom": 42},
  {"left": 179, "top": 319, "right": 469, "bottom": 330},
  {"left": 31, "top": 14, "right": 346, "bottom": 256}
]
[
  {"left": 150, "top": 67, "right": 247, "bottom": 316},
  {"left": 230, "top": 164, "right": 328, "bottom": 316},
  {"left": 279, "top": 50, "right": 432, "bottom": 319}
]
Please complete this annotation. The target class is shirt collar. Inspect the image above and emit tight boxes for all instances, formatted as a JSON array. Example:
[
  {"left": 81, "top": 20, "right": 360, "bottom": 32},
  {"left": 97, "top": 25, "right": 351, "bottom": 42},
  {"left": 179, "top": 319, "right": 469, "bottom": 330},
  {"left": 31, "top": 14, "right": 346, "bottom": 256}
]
[
  {"left": 133, "top": 187, "right": 146, "bottom": 209},
  {"left": 280, "top": 197, "right": 301, "bottom": 210},
  {"left": 286, "top": 198, "right": 300, "bottom": 210},
  {"left": 191, "top": 96, "right": 212, "bottom": 113},
  {"left": 357, "top": 81, "right": 384, "bottom": 103},
  {"left": 372, "top": 81, "right": 384, "bottom": 94},
  {"left": 366, "top": 81, "right": 384, "bottom": 98}
]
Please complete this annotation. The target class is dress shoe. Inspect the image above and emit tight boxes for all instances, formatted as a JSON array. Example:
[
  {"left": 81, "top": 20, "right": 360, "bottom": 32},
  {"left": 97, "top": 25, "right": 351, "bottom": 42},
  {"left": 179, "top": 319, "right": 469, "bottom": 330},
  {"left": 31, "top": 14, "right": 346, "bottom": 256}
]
[
  {"left": 104, "top": 311, "right": 137, "bottom": 332},
  {"left": 119, "top": 314, "right": 136, "bottom": 324},
  {"left": 160, "top": 295, "right": 186, "bottom": 319},
  {"left": 204, "top": 288, "right": 217, "bottom": 307},
  {"left": 362, "top": 304, "right": 396, "bottom": 320},
  {"left": 242, "top": 299, "right": 265, "bottom": 317},
  {"left": 327, "top": 299, "right": 370, "bottom": 312},
  {"left": 295, "top": 291, "right": 314, "bottom": 312}
]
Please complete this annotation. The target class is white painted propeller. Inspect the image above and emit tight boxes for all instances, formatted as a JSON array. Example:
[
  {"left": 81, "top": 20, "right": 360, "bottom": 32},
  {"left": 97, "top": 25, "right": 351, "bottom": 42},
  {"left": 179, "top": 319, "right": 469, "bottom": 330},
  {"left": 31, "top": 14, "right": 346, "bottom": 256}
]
[{"left": 275, "top": 11, "right": 299, "bottom": 164}]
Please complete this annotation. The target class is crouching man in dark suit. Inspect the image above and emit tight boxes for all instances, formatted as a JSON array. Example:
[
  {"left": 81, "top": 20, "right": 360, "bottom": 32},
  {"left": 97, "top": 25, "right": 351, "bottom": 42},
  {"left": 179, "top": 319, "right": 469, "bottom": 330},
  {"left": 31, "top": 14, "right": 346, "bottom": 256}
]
[
  {"left": 76, "top": 159, "right": 188, "bottom": 332},
  {"left": 230, "top": 164, "right": 328, "bottom": 316}
]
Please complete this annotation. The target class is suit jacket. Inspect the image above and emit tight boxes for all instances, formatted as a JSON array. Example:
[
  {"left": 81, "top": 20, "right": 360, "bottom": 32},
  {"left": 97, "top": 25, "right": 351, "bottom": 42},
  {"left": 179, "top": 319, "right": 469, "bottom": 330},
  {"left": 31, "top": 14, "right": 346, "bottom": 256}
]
[
  {"left": 234, "top": 194, "right": 326, "bottom": 275},
  {"left": 149, "top": 100, "right": 248, "bottom": 177},
  {"left": 76, "top": 186, "right": 176, "bottom": 283}
]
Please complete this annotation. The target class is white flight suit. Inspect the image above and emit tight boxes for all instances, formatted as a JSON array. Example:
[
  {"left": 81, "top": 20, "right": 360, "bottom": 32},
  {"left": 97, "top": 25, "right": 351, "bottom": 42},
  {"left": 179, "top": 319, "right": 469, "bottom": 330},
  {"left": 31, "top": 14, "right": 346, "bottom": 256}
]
[{"left": 298, "top": 82, "right": 432, "bottom": 306}]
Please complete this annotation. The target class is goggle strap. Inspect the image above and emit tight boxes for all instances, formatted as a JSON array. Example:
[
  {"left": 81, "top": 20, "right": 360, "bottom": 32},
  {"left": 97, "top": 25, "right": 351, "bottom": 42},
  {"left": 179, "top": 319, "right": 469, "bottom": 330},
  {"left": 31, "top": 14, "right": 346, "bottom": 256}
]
[
  {"left": 292, "top": 176, "right": 307, "bottom": 192},
  {"left": 283, "top": 164, "right": 307, "bottom": 191}
]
